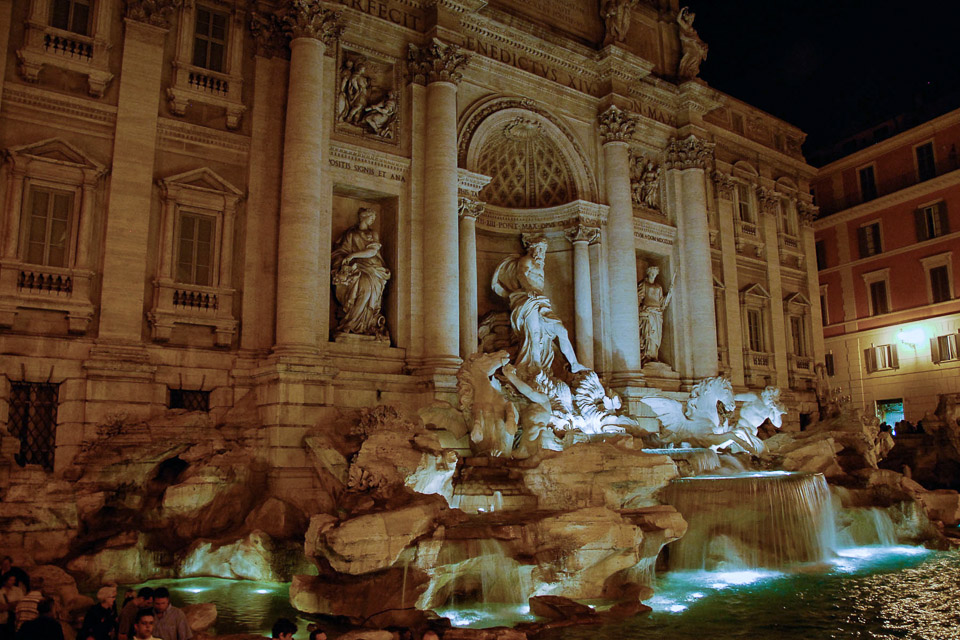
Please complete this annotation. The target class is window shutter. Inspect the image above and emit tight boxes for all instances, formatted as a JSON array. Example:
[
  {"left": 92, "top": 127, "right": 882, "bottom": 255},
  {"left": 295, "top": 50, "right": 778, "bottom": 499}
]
[
  {"left": 857, "top": 226, "right": 869, "bottom": 258},
  {"left": 890, "top": 345, "right": 899, "bottom": 369},
  {"left": 939, "top": 201, "right": 950, "bottom": 235},
  {"left": 914, "top": 208, "right": 928, "bottom": 242},
  {"left": 864, "top": 347, "right": 876, "bottom": 373},
  {"left": 931, "top": 337, "right": 941, "bottom": 364}
]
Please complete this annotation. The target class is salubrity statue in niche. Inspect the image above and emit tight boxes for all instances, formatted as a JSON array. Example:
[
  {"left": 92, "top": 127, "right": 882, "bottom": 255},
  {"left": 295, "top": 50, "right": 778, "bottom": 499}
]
[
  {"left": 637, "top": 265, "right": 676, "bottom": 364},
  {"left": 331, "top": 208, "right": 391, "bottom": 341}
]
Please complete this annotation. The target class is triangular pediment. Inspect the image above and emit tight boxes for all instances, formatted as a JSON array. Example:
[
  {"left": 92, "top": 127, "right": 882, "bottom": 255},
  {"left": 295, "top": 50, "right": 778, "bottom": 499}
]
[
  {"left": 7, "top": 138, "right": 105, "bottom": 172},
  {"left": 783, "top": 292, "right": 811, "bottom": 307},
  {"left": 739, "top": 282, "right": 770, "bottom": 299},
  {"left": 161, "top": 167, "right": 243, "bottom": 196}
]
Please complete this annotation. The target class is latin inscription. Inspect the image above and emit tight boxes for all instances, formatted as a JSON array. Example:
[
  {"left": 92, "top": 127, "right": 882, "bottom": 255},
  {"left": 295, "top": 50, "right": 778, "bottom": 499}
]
[
  {"left": 488, "top": 0, "right": 602, "bottom": 43},
  {"left": 463, "top": 36, "right": 600, "bottom": 96},
  {"left": 330, "top": 0, "right": 422, "bottom": 31},
  {"left": 329, "top": 158, "right": 406, "bottom": 182},
  {"left": 627, "top": 98, "right": 677, "bottom": 128}
]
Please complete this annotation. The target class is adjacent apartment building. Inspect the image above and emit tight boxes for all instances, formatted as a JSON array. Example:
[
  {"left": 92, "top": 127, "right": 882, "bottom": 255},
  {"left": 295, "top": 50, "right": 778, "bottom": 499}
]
[{"left": 813, "top": 108, "right": 960, "bottom": 424}]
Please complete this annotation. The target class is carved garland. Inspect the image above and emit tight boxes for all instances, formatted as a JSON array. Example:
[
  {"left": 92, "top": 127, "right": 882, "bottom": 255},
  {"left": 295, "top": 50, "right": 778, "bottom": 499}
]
[
  {"left": 713, "top": 171, "right": 735, "bottom": 200},
  {"left": 663, "top": 135, "right": 714, "bottom": 170},
  {"left": 756, "top": 186, "right": 779, "bottom": 216},
  {"left": 407, "top": 38, "right": 469, "bottom": 85},
  {"left": 597, "top": 105, "right": 637, "bottom": 144},
  {"left": 125, "top": 0, "right": 182, "bottom": 28}
]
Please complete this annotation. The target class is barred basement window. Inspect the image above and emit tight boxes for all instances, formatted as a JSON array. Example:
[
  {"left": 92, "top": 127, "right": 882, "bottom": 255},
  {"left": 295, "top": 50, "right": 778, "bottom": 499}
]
[
  {"left": 7, "top": 382, "right": 59, "bottom": 470},
  {"left": 168, "top": 388, "right": 210, "bottom": 412}
]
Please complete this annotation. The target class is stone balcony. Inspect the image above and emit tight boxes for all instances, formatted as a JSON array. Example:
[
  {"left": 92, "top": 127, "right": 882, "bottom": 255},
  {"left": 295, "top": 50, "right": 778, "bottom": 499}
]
[
  {"left": 0, "top": 260, "right": 94, "bottom": 333},
  {"left": 148, "top": 279, "right": 237, "bottom": 347}
]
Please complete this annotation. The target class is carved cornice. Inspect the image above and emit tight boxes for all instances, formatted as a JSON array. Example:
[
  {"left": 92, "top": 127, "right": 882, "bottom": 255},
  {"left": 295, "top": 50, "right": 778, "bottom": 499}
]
[
  {"left": 458, "top": 197, "right": 485, "bottom": 220},
  {"left": 713, "top": 171, "right": 735, "bottom": 200},
  {"left": 124, "top": 0, "right": 182, "bottom": 28},
  {"left": 477, "top": 200, "right": 608, "bottom": 233},
  {"left": 407, "top": 38, "right": 469, "bottom": 85},
  {"left": 664, "top": 134, "right": 714, "bottom": 170},
  {"left": 249, "top": 11, "right": 289, "bottom": 58},
  {"left": 457, "top": 168, "right": 492, "bottom": 198},
  {"left": 598, "top": 105, "right": 636, "bottom": 144},
  {"left": 422, "top": 0, "right": 487, "bottom": 13},
  {"left": 280, "top": 0, "right": 343, "bottom": 44},
  {"left": 756, "top": 186, "right": 779, "bottom": 216},
  {"left": 797, "top": 201, "right": 818, "bottom": 227},
  {"left": 564, "top": 224, "right": 600, "bottom": 245}
]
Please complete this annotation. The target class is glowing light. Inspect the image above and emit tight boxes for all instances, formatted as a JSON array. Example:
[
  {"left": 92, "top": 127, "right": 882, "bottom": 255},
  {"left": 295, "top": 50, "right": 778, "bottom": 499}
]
[
  {"left": 254, "top": 589, "right": 271, "bottom": 594},
  {"left": 897, "top": 327, "right": 925, "bottom": 347},
  {"left": 688, "top": 592, "right": 705, "bottom": 600},
  {"left": 669, "top": 604, "right": 688, "bottom": 612},
  {"left": 185, "top": 587, "right": 208, "bottom": 593}
]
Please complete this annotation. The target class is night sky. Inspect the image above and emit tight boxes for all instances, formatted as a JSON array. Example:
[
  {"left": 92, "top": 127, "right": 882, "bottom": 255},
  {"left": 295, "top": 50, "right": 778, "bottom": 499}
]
[{"left": 691, "top": 0, "right": 958, "bottom": 160}]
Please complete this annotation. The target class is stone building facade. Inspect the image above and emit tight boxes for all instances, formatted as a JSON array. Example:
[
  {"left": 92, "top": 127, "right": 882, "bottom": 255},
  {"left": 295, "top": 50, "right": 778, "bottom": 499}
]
[
  {"left": 813, "top": 107, "right": 960, "bottom": 423},
  {"left": 0, "top": 0, "right": 822, "bottom": 490}
]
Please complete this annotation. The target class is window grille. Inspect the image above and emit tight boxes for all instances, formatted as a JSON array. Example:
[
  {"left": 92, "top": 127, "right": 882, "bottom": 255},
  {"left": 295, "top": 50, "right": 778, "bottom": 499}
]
[
  {"left": 169, "top": 388, "right": 210, "bottom": 412},
  {"left": 7, "top": 382, "right": 59, "bottom": 470}
]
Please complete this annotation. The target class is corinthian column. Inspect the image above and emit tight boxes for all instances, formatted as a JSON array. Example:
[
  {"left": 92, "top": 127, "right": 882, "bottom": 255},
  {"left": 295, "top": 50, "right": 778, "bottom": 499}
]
[
  {"left": 598, "top": 106, "right": 643, "bottom": 386},
  {"left": 458, "top": 197, "right": 483, "bottom": 357},
  {"left": 409, "top": 39, "right": 469, "bottom": 373},
  {"left": 273, "top": 0, "right": 341, "bottom": 356},
  {"left": 665, "top": 134, "right": 718, "bottom": 379},
  {"left": 565, "top": 224, "right": 599, "bottom": 369}
]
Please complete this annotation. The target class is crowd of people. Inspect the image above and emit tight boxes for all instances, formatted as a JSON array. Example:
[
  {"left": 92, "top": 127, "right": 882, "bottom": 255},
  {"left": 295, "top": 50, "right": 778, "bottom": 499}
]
[{"left": 0, "top": 556, "right": 329, "bottom": 640}]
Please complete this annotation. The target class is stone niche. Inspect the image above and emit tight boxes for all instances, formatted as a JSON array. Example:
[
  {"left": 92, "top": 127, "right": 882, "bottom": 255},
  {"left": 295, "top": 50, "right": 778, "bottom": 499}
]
[
  {"left": 476, "top": 231, "right": 576, "bottom": 358},
  {"left": 330, "top": 190, "right": 398, "bottom": 345},
  {"left": 636, "top": 253, "right": 676, "bottom": 370}
]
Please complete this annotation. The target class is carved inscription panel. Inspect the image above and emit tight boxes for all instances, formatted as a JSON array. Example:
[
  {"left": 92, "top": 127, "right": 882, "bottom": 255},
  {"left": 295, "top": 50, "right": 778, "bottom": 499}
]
[{"left": 488, "top": 0, "right": 603, "bottom": 44}]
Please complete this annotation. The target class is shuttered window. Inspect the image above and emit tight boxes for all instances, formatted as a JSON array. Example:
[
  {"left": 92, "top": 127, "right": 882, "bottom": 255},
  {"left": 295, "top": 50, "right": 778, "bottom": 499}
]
[
  {"left": 916, "top": 142, "right": 936, "bottom": 181},
  {"left": 930, "top": 265, "right": 951, "bottom": 303},
  {"left": 176, "top": 212, "right": 215, "bottom": 286},
  {"left": 857, "top": 222, "right": 882, "bottom": 258},
  {"left": 859, "top": 166, "right": 878, "bottom": 201},
  {"left": 864, "top": 344, "right": 898, "bottom": 372},
  {"left": 932, "top": 333, "right": 959, "bottom": 364},
  {"left": 869, "top": 280, "right": 889, "bottom": 315},
  {"left": 192, "top": 7, "right": 228, "bottom": 72},
  {"left": 25, "top": 186, "right": 73, "bottom": 267},
  {"left": 914, "top": 202, "right": 949, "bottom": 241}
]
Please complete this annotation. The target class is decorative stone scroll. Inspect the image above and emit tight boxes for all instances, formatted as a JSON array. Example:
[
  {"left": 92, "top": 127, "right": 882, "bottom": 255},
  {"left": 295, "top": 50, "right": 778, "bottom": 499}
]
[
  {"left": 630, "top": 153, "right": 662, "bottom": 212},
  {"left": 407, "top": 38, "right": 469, "bottom": 85},
  {"left": 597, "top": 106, "right": 636, "bottom": 144},
  {"left": 125, "top": 0, "right": 182, "bottom": 28},
  {"left": 713, "top": 171, "right": 735, "bottom": 200},
  {"left": 756, "top": 186, "right": 779, "bottom": 216},
  {"left": 280, "top": 0, "right": 343, "bottom": 43},
  {"left": 797, "top": 201, "right": 818, "bottom": 227},
  {"left": 458, "top": 197, "right": 485, "bottom": 220},
  {"left": 664, "top": 135, "right": 714, "bottom": 171},
  {"left": 564, "top": 224, "right": 600, "bottom": 245}
]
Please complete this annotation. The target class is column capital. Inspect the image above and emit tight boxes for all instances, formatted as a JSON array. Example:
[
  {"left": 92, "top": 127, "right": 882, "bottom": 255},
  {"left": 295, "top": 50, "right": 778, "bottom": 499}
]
[
  {"left": 249, "top": 11, "right": 289, "bottom": 58},
  {"left": 798, "top": 201, "right": 819, "bottom": 227},
  {"left": 124, "top": 0, "right": 182, "bottom": 28},
  {"left": 756, "top": 186, "right": 779, "bottom": 216},
  {"left": 280, "top": 0, "right": 343, "bottom": 44},
  {"left": 564, "top": 224, "right": 600, "bottom": 245},
  {"left": 407, "top": 38, "right": 470, "bottom": 86},
  {"left": 712, "top": 171, "right": 735, "bottom": 200},
  {"left": 664, "top": 134, "right": 714, "bottom": 170},
  {"left": 598, "top": 105, "right": 636, "bottom": 144},
  {"left": 458, "top": 197, "right": 485, "bottom": 220}
]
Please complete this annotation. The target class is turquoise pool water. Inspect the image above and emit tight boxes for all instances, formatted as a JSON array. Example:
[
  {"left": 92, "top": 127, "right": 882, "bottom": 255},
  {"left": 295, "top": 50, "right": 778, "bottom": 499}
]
[{"left": 135, "top": 547, "right": 960, "bottom": 639}]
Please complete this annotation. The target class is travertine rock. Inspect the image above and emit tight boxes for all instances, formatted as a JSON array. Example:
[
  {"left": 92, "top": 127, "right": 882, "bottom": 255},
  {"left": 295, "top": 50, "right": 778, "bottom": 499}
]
[
  {"left": 66, "top": 534, "right": 167, "bottom": 586},
  {"left": 289, "top": 568, "right": 429, "bottom": 618},
  {"left": 183, "top": 602, "right": 218, "bottom": 632},
  {"left": 180, "top": 531, "right": 292, "bottom": 581},
  {"left": 244, "top": 497, "right": 308, "bottom": 541},
  {"left": 521, "top": 442, "right": 677, "bottom": 510},
  {"left": 921, "top": 490, "right": 960, "bottom": 526},
  {"left": 528, "top": 595, "right": 596, "bottom": 620}
]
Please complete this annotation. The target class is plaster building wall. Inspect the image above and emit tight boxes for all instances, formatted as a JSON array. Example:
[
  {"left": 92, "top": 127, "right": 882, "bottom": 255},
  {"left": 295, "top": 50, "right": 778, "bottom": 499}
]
[
  {"left": 813, "top": 108, "right": 960, "bottom": 423},
  {"left": 0, "top": 0, "right": 822, "bottom": 485}
]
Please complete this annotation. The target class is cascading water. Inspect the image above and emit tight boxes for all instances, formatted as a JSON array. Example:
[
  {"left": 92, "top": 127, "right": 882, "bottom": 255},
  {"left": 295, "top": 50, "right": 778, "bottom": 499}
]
[
  {"left": 661, "top": 471, "right": 837, "bottom": 570},
  {"left": 642, "top": 448, "right": 721, "bottom": 475},
  {"left": 417, "top": 538, "right": 533, "bottom": 610},
  {"left": 836, "top": 507, "right": 898, "bottom": 547}
]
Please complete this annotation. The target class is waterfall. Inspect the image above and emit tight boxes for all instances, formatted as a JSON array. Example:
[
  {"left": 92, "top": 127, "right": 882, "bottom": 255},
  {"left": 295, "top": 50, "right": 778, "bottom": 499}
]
[
  {"left": 417, "top": 539, "right": 533, "bottom": 609},
  {"left": 642, "top": 447, "right": 721, "bottom": 475},
  {"left": 661, "top": 472, "right": 837, "bottom": 570},
  {"left": 836, "top": 507, "right": 898, "bottom": 547}
]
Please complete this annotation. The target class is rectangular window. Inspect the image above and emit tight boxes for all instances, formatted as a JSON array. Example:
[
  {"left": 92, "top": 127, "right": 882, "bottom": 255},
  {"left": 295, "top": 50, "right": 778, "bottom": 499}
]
[
  {"left": 930, "top": 264, "right": 951, "bottom": 303},
  {"left": 815, "top": 240, "right": 827, "bottom": 270},
  {"left": 916, "top": 142, "right": 936, "bottom": 181},
  {"left": 825, "top": 352, "right": 835, "bottom": 376},
  {"left": 169, "top": 388, "right": 211, "bottom": 412},
  {"left": 50, "top": 0, "right": 91, "bottom": 35},
  {"left": 24, "top": 186, "right": 73, "bottom": 268},
  {"left": 915, "top": 203, "right": 950, "bottom": 241},
  {"left": 7, "top": 382, "right": 59, "bottom": 471},
  {"left": 192, "top": 7, "right": 228, "bottom": 73},
  {"left": 780, "top": 198, "right": 795, "bottom": 235},
  {"left": 176, "top": 212, "right": 215, "bottom": 286},
  {"left": 736, "top": 183, "right": 753, "bottom": 222},
  {"left": 857, "top": 222, "right": 882, "bottom": 258},
  {"left": 820, "top": 292, "right": 829, "bottom": 325},
  {"left": 869, "top": 280, "right": 889, "bottom": 315},
  {"left": 790, "top": 315, "right": 807, "bottom": 356},
  {"left": 731, "top": 112, "right": 744, "bottom": 135},
  {"left": 747, "top": 309, "right": 764, "bottom": 352},
  {"left": 865, "top": 344, "right": 898, "bottom": 372},
  {"left": 936, "top": 334, "right": 959, "bottom": 363},
  {"left": 859, "top": 165, "right": 878, "bottom": 201}
]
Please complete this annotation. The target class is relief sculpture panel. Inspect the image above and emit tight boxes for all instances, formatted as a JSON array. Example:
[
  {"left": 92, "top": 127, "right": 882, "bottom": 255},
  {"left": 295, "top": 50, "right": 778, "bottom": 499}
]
[{"left": 336, "top": 48, "right": 399, "bottom": 143}]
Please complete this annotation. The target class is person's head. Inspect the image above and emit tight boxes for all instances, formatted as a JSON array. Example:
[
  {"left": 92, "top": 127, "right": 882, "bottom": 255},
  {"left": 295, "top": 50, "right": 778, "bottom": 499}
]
[
  {"left": 152, "top": 586, "right": 170, "bottom": 613},
  {"left": 133, "top": 609, "right": 155, "bottom": 639},
  {"left": 135, "top": 586, "right": 154, "bottom": 607},
  {"left": 37, "top": 597, "right": 55, "bottom": 617},
  {"left": 358, "top": 208, "right": 376, "bottom": 227},
  {"left": 1, "top": 572, "right": 16, "bottom": 589},
  {"left": 527, "top": 237, "right": 548, "bottom": 260},
  {"left": 645, "top": 266, "right": 659, "bottom": 282},
  {"left": 423, "top": 631, "right": 440, "bottom": 640},
  {"left": 97, "top": 585, "right": 117, "bottom": 608},
  {"left": 272, "top": 617, "right": 298, "bottom": 639},
  {"left": 309, "top": 628, "right": 327, "bottom": 640},
  {"left": 0, "top": 556, "right": 11, "bottom": 573}
]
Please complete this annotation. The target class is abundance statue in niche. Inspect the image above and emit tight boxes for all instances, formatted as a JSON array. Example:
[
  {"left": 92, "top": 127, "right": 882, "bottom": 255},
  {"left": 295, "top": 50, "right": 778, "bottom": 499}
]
[
  {"left": 331, "top": 208, "right": 391, "bottom": 341},
  {"left": 676, "top": 6, "right": 708, "bottom": 79},
  {"left": 637, "top": 265, "right": 676, "bottom": 364}
]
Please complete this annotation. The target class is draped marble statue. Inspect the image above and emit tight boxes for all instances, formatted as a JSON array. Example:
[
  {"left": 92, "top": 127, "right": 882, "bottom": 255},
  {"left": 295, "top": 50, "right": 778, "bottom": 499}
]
[
  {"left": 677, "top": 6, "right": 708, "bottom": 79},
  {"left": 492, "top": 236, "right": 588, "bottom": 380},
  {"left": 637, "top": 265, "right": 675, "bottom": 364},
  {"left": 331, "top": 208, "right": 391, "bottom": 341}
]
